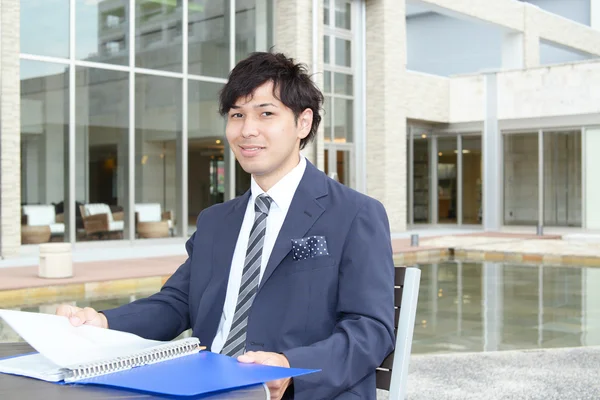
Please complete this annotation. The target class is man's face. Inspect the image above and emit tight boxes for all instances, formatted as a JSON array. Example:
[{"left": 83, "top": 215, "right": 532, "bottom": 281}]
[{"left": 225, "top": 81, "right": 312, "bottom": 186}]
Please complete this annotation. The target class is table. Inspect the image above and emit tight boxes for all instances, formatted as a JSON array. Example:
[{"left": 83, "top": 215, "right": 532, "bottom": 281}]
[{"left": 0, "top": 343, "right": 269, "bottom": 400}]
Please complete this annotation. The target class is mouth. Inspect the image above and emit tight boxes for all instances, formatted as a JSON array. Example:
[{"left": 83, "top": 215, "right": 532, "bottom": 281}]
[{"left": 239, "top": 145, "right": 265, "bottom": 157}]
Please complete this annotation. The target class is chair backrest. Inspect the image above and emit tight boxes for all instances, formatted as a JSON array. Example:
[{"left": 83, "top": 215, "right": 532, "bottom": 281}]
[
  {"left": 376, "top": 266, "right": 421, "bottom": 400},
  {"left": 82, "top": 203, "right": 114, "bottom": 221},
  {"left": 134, "top": 203, "right": 162, "bottom": 222},
  {"left": 22, "top": 205, "right": 56, "bottom": 226}
]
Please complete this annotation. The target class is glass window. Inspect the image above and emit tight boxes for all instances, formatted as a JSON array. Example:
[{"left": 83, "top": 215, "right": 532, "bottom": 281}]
[
  {"left": 135, "top": 74, "right": 182, "bottom": 238},
  {"left": 437, "top": 137, "right": 457, "bottom": 224},
  {"left": 76, "top": 0, "right": 129, "bottom": 65},
  {"left": 324, "top": 0, "right": 330, "bottom": 25},
  {"left": 188, "top": 80, "right": 225, "bottom": 233},
  {"left": 135, "top": 0, "right": 183, "bottom": 72},
  {"left": 20, "top": 60, "right": 69, "bottom": 243},
  {"left": 333, "top": 99, "right": 353, "bottom": 142},
  {"left": 462, "top": 136, "right": 482, "bottom": 225},
  {"left": 323, "top": 96, "right": 332, "bottom": 142},
  {"left": 334, "top": 0, "right": 351, "bottom": 30},
  {"left": 21, "top": 0, "right": 69, "bottom": 58},
  {"left": 504, "top": 133, "right": 538, "bottom": 225},
  {"left": 543, "top": 131, "right": 582, "bottom": 227},
  {"left": 75, "top": 67, "right": 129, "bottom": 241},
  {"left": 189, "top": 0, "right": 230, "bottom": 78},
  {"left": 324, "top": 72, "right": 331, "bottom": 93},
  {"left": 335, "top": 38, "right": 351, "bottom": 67},
  {"left": 236, "top": 0, "right": 273, "bottom": 62},
  {"left": 324, "top": 35, "right": 330, "bottom": 64},
  {"left": 413, "top": 135, "right": 430, "bottom": 223},
  {"left": 334, "top": 72, "right": 353, "bottom": 95}
]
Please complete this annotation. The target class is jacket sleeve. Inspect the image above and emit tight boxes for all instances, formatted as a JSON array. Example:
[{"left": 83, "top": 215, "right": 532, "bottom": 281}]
[
  {"left": 101, "top": 231, "right": 195, "bottom": 341},
  {"left": 282, "top": 199, "right": 396, "bottom": 399}
]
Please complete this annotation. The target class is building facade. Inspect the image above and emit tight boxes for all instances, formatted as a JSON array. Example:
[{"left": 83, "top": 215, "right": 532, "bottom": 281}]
[{"left": 1, "top": 0, "right": 600, "bottom": 257}]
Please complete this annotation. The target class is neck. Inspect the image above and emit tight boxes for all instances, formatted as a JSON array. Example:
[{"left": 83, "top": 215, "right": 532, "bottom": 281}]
[{"left": 254, "top": 154, "right": 301, "bottom": 192}]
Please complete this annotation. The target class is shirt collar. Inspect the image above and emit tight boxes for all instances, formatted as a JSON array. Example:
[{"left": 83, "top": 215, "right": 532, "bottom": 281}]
[{"left": 250, "top": 156, "right": 307, "bottom": 213}]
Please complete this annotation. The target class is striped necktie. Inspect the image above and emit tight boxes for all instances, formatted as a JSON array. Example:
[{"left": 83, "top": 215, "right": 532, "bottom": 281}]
[{"left": 221, "top": 193, "right": 273, "bottom": 357}]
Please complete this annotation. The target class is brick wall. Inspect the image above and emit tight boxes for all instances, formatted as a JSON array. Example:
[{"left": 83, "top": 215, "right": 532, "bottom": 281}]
[
  {"left": 366, "top": 0, "right": 407, "bottom": 232},
  {"left": 0, "top": 0, "right": 21, "bottom": 257},
  {"left": 273, "top": 0, "right": 324, "bottom": 170}
]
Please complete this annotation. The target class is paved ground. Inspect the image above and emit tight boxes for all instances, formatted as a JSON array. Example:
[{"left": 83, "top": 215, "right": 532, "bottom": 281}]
[
  {"left": 2, "top": 230, "right": 600, "bottom": 291},
  {"left": 389, "top": 346, "right": 600, "bottom": 400}
]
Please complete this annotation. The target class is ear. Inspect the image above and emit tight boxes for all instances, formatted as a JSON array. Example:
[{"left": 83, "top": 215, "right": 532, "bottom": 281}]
[{"left": 297, "top": 108, "right": 313, "bottom": 140}]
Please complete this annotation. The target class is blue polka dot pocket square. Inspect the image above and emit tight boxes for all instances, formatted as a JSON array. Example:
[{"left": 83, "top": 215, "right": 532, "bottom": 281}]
[{"left": 291, "top": 236, "right": 329, "bottom": 261}]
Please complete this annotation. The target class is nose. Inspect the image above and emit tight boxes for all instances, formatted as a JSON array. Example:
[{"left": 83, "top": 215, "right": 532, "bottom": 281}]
[{"left": 241, "top": 117, "right": 259, "bottom": 138}]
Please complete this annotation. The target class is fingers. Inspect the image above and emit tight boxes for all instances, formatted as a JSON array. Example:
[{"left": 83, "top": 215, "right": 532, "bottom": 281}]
[
  {"left": 237, "top": 351, "right": 271, "bottom": 364},
  {"left": 55, "top": 305, "right": 101, "bottom": 327},
  {"left": 55, "top": 304, "right": 79, "bottom": 318}
]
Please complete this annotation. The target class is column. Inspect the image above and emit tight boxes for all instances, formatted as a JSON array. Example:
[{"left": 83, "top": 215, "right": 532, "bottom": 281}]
[
  {"left": 584, "top": 129, "right": 600, "bottom": 229},
  {"left": 592, "top": 0, "right": 600, "bottom": 31},
  {"left": 273, "top": 0, "right": 323, "bottom": 169},
  {"left": 523, "top": 6, "right": 540, "bottom": 68},
  {"left": 501, "top": 32, "right": 524, "bottom": 69},
  {"left": 0, "top": 0, "right": 21, "bottom": 257},
  {"left": 482, "top": 73, "right": 502, "bottom": 231},
  {"left": 365, "top": 0, "right": 407, "bottom": 232}
]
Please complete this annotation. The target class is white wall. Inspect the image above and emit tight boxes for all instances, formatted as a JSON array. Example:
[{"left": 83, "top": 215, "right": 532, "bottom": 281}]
[
  {"left": 405, "top": 71, "right": 450, "bottom": 122},
  {"left": 406, "top": 0, "right": 597, "bottom": 77},
  {"left": 584, "top": 128, "right": 600, "bottom": 229},
  {"left": 449, "top": 75, "right": 485, "bottom": 123},
  {"left": 530, "top": 0, "right": 593, "bottom": 63},
  {"left": 497, "top": 61, "right": 600, "bottom": 120}
]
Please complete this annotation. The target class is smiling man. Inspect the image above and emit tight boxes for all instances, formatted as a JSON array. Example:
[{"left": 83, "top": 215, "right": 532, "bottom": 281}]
[{"left": 56, "top": 52, "right": 395, "bottom": 400}]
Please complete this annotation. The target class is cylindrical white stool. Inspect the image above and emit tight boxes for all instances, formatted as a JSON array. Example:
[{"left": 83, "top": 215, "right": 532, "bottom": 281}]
[{"left": 38, "top": 243, "right": 73, "bottom": 278}]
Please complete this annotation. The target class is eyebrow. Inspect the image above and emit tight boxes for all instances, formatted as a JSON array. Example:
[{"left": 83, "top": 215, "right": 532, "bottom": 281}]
[{"left": 230, "top": 103, "right": 278, "bottom": 110}]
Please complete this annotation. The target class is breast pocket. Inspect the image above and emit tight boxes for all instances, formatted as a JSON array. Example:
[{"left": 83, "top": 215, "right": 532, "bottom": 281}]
[{"left": 285, "top": 255, "right": 336, "bottom": 275}]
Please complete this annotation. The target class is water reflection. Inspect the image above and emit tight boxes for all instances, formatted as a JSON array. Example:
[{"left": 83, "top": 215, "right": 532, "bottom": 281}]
[
  {"left": 1, "top": 261, "right": 600, "bottom": 355},
  {"left": 413, "top": 261, "right": 599, "bottom": 354}
]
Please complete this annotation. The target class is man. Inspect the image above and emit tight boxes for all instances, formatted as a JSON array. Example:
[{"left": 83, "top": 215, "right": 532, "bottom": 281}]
[{"left": 57, "top": 52, "right": 395, "bottom": 400}]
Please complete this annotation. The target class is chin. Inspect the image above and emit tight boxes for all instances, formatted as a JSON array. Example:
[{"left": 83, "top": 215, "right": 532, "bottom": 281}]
[{"left": 237, "top": 160, "right": 265, "bottom": 175}]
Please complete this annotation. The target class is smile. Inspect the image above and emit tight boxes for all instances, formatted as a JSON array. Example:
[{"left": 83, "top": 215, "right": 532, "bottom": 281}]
[{"left": 239, "top": 146, "right": 265, "bottom": 157}]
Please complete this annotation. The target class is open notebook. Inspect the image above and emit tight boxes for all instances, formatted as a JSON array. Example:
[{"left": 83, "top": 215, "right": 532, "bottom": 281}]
[{"left": 0, "top": 309, "right": 318, "bottom": 396}]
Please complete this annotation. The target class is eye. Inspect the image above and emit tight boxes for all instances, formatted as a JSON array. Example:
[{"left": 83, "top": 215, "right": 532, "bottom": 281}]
[
  {"left": 230, "top": 112, "right": 243, "bottom": 118},
  {"left": 261, "top": 111, "right": 274, "bottom": 117}
]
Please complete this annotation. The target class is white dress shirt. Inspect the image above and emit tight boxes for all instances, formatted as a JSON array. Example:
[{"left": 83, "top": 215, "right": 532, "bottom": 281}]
[{"left": 211, "top": 156, "right": 307, "bottom": 353}]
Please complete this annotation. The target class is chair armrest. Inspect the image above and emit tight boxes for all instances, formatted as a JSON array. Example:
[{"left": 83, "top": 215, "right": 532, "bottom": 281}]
[
  {"left": 55, "top": 213, "right": 65, "bottom": 223},
  {"left": 82, "top": 213, "right": 111, "bottom": 235},
  {"left": 161, "top": 210, "right": 173, "bottom": 221},
  {"left": 21, "top": 214, "right": 29, "bottom": 225},
  {"left": 112, "top": 211, "right": 125, "bottom": 221}
]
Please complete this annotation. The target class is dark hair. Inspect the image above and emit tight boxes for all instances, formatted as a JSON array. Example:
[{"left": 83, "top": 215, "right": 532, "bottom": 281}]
[{"left": 219, "top": 51, "right": 324, "bottom": 150}]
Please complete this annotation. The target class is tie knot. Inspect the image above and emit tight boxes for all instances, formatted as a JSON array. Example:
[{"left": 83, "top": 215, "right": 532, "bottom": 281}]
[{"left": 255, "top": 194, "right": 273, "bottom": 216}]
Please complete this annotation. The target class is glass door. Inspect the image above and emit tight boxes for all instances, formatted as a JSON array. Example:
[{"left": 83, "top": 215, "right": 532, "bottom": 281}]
[
  {"left": 543, "top": 131, "right": 582, "bottom": 227},
  {"left": 324, "top": 145, "right": 355, "bottom": 187},
  {"left": 437, "top": 137, "right": 458, "bottom": 224}
]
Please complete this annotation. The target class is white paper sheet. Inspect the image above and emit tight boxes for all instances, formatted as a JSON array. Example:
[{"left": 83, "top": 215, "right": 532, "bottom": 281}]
[
  {"left": 0, "top": 353, "right": 64, "bottom": 382},
  {"left": 0, "top": 309, "right": 164, "bottom": 368}
]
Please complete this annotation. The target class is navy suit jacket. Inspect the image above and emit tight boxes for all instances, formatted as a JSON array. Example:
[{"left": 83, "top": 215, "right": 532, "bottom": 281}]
[{"left": 103, "top": 161, "right": 395, "bottom": 400}]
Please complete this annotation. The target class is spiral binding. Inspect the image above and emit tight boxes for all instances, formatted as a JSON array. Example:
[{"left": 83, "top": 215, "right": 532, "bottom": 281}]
[{"left": 63, "top": 337, "right": 201, "bottom": 382}]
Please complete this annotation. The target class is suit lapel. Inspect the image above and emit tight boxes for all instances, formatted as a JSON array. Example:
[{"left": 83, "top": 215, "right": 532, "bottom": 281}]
[{"left": 259, "top": 162, "right": 328, "bottom": 290}]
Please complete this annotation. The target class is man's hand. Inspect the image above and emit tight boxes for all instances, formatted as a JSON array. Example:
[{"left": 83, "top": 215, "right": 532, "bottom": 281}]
[
  {"left": 238, "top": 351, "right": 291, "bottom": 400},
  {"left": 55, "top": 305, "right": 108, "bottom": 329}
]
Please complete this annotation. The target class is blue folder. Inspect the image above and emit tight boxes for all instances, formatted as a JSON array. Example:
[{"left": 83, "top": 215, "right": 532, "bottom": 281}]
[
  {"left": 72, "top": 351, "right": 318, "bottom": 397},
  {"left": 1, "top": 351, "right": 319, "bottom": 397}
]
